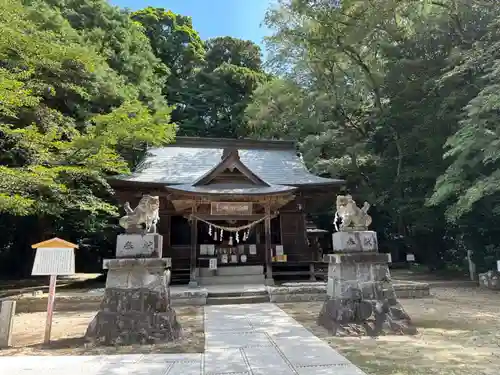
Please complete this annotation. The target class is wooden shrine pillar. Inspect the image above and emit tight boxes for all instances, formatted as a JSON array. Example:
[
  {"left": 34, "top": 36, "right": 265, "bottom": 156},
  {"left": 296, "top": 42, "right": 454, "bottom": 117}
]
[
  {"left": 164, "top": 215, "right": 171, "bottom": 248},
  {"left": 189, "top": 203, "right": 198, "bottom": 288},
  {"left": 264, "top": 203, "right": 274, "bottom": 285}
]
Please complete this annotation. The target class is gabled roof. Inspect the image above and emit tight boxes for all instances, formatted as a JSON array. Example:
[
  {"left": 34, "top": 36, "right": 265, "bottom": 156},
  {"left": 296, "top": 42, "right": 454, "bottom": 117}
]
[
  {"left": 193, "top": 148, "right": 269, "bottom": 186},
  {"left": 111, "top": 137, "right": 344, "bottom": 188},
  {"left": 31, "top": 237, "right": 78, "bottom": 249}
]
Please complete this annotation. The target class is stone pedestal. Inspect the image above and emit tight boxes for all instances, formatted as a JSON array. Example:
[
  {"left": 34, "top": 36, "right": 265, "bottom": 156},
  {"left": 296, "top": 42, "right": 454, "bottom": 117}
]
[
  {"left": 116, "top": 234, "right": 163, "bottom": 258},
  {"left": 318, "top": 231, "right": 416, "bottom": 337},
  {"left": 85, "top": 234, "right": 181, "bottom": 346},
  {"left": 332, "top": 231, "right": 378, "bottom": 252},
  {"left": 479, "top": 270, "right": 500, "bottom": 290}
]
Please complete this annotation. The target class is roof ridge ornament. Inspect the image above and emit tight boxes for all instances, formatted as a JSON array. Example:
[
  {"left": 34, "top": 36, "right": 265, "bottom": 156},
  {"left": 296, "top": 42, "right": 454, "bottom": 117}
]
[{"left": 221, "top": 147, "right": 239, "bottom": 160}]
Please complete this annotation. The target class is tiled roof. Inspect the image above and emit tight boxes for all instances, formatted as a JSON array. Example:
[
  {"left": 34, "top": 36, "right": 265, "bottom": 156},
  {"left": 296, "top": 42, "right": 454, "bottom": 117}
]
[{"left": 113, "top": 137, "right": 344, "bottom": 187}]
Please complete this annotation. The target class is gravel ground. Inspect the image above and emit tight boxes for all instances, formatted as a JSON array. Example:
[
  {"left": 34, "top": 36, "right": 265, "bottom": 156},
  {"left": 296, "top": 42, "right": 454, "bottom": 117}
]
[
  {"left": 279, "top": 286, "right": 500, "bottom": 375},
  {"left": 0, "top": 306, "right": 204, "bottom": 356},
  {"left": 3, "top": 284, "right": 500, "bottom": 375}
]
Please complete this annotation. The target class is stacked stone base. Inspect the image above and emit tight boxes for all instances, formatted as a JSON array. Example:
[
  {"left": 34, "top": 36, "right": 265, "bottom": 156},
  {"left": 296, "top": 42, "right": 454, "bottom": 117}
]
[
  {"left": 85, "top": 287, "right": 181, "bottom": 346},
  {"left": 479, "top": 270, "right": 500, "bottom": 290},
  {"left": 318, "top": 232, "right": 416, "bottom": 337},
  {"left": 85, "top": 238, "right": 181, "bottom": 346},
  {"left": 318, "top": 296, "right": 415, "bottom": 337}
]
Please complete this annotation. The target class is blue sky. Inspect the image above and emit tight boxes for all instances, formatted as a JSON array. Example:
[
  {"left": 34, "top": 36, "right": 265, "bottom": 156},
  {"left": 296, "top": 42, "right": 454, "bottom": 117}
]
[{"left": 112, "top": 0, "right": 273, "bottom": 51}]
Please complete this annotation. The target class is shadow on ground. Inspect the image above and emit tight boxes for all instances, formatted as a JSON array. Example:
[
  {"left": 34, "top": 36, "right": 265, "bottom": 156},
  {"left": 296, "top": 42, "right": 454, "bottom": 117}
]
[
  {"left": 1, "top": 307, "right": 205, "bottom": 356},
  {"left": 279, "top": 286, "right": 500, "bottom": 375},
  {"left": 0, "top": 274, "right": 105, "bottom": 298},
  {"left": 10, "top": 336, "right": 199, "bottom": 356}
]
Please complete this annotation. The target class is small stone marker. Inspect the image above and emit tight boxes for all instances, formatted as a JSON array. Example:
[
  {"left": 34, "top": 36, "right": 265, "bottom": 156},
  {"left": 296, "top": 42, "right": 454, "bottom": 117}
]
[
  {"left": 31, "top": 237, "right": 78, "bottom": 344},
  {"left": 0, "top": 300, "right": 16, "bottom": 348},
  {"left": 406, "top": 253, "right": 415, "bottom": 262},
  {"left": 497, "top": 260, "right": 500, "bottom": 272}
]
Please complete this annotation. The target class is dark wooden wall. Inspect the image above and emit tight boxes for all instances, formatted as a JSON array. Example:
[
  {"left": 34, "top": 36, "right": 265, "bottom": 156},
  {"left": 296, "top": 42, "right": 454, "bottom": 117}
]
[
  {"left": 113, "top": 188, "right": 313, "bottom": 268},
  {"left": 279, "top": 196, "right": 310, "bottom": 262}
]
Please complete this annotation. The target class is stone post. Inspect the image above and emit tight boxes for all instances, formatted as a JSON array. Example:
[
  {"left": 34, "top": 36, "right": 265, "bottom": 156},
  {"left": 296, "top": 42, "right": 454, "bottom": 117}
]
[
  {"left": 0, "top": 300, "right": 16, "bottom": 348},
  {"left": 318, "top": 231, "right": 416, "bottom": 336}
]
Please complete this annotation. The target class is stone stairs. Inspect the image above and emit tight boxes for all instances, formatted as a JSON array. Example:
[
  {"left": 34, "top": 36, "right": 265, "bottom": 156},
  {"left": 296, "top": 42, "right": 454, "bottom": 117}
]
[
  {"left": 198, "top": 265, "right": 265, "bottom": 286},
  {"left": 206, "top": 288, "right": 270, "bottom": 305},
  {"left": 206, "top": 294, "right": 270, "bottom": 305}
]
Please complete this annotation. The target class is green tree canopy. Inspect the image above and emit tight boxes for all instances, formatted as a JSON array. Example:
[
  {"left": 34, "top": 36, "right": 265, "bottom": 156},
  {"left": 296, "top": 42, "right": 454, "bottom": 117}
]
[
  {"left": 246, "top": 0, "right": 500, "bottom": 271},
  {"left": 131, "top": 6, "right": 205, "bottom": 112},
  {"left": 178, "top": 36, "right": 269, "bottom": 137},
  {"left": 0, "top": 0, "right": 175, "bottom": 275}
]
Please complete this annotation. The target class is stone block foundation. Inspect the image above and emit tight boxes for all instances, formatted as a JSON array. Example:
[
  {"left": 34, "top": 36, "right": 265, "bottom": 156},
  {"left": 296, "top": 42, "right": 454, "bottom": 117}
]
[
  {"left": 479, "top": 270, "right": 500, "bottom": 290},
  {"left": 318, "top": 232, "right": 416, "bottom": 337},
  {"left": 85, "top": 236, "right": 181, "bottom": 346},
  {"left": 85, "top": 287, "right": 181, "bottom": 345}
]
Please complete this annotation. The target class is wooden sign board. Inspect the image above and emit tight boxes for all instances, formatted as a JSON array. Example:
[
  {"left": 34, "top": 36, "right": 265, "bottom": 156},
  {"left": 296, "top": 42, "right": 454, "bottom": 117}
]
[
  {"left": 211, "top": 202, "right": 252, "bottom": 215},
  {"left": 31, "top": 237, "right": 77, "bottom": 344},
  {"left": 207, "top": 245, "right": 215, "bottom": 256},
  {"left": 32, "top": 248, "right": 75, "bottom": 276},
  {"left": 209, "top": 258, "right": 217, "bottom": 270},
  {"left": 275, "top": 245, "right": 284, "bottom": 256},
  {"left": 273, "top": 255, "right": 288, "bottom": 262}
]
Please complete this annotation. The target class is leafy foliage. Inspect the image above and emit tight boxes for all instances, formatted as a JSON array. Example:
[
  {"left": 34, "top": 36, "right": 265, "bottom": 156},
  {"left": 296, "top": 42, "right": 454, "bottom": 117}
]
[
  {"left": 0, "top": 0, "right": 270, "bottom": 276},
  {"left": 0, "top": 0, "right": 175, "bottom": 275},
  {"left": 180, "top": 54, "right": 268, "bottom": 137},
  {"left": 131, "top": 7, "right": 205, "bottom": 111},
  {"left": 245, "top": 0, "right": 500, "bottom": 272},
  {"left": 131, "top": 11, "right": 269, "bottom": 138},
  {"left": 5, "top": 0, "right": 500, "bottom": 277}
]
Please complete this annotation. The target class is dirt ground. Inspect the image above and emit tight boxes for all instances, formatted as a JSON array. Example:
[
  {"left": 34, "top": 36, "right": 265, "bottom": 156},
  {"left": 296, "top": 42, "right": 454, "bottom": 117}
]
[
  {"left": 0, "top": 306, "right": 204, "bottom": 356},
  {"left": 0, "top": 274, "right": 103, "bottom": 298},
  {"left": 279, "top": 286, "right": 500, "bottom": 375}
]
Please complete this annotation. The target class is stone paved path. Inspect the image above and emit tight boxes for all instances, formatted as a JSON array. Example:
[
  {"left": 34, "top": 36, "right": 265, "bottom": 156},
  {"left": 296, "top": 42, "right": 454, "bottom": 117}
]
[
  {"left": 0, "top": 303, "right": 365, "bottom": 375},
  {"left": 203, "top": 303, "right": 365, "bottom": 375}
]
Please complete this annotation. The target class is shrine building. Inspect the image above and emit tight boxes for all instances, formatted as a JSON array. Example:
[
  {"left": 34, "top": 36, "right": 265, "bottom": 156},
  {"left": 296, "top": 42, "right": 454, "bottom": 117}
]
[{"left": 109, "top": 137, "right": 344, "bottom": 286}]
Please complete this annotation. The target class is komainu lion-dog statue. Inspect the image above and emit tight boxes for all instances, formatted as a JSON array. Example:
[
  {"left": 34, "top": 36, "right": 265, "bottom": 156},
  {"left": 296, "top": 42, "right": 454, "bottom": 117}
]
[
  {"left": 119, "top": 195, "right": 160, "bottom": 234},
  {"left": 334, "top": 194, "right": 372, "bottom": 232}
]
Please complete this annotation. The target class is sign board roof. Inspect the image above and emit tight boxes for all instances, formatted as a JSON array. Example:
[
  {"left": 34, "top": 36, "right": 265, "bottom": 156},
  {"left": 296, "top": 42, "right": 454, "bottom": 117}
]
[
  {"left": 31, "top": 237, "right": 78, "bottom": 249},
  {"left": 31, "top": 248, "right": 75, "bottom": 276}
]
